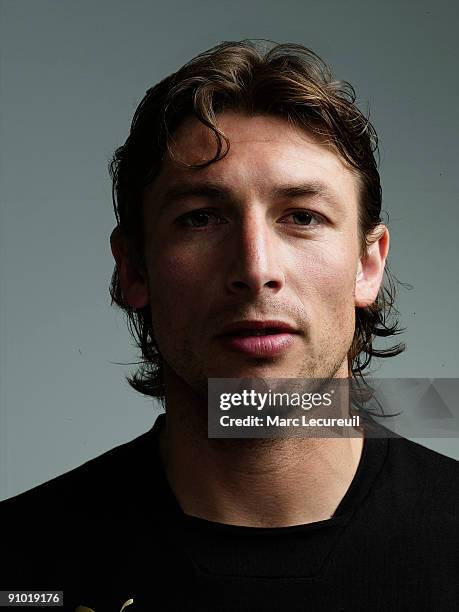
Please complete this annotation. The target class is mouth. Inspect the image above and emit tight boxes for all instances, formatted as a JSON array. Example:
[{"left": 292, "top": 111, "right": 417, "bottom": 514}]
[
  {"left": 224, "top": 327, "right": 285, "bottom": 337},
  {"left": 219, "top": 328, "right": 297, "bottom": 356}
]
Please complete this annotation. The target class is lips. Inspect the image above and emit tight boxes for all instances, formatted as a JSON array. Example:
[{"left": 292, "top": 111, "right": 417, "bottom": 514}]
[
  {"left": 217, "top": 320, "right": 298, "bottom": 357},
  {"left": 219, "top": 331, "right": 297, "bottom": 357},
  {"left": 228, "top": 328, "right": 281, "bottom": 337},
  {"left": 219, "top": 320, "right": 297, "bottom": 337}
]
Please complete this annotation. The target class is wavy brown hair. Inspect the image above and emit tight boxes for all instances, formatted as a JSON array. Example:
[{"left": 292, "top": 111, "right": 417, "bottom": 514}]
[{"left": 109, "top": 39, "right": 406, "bottom": 403}]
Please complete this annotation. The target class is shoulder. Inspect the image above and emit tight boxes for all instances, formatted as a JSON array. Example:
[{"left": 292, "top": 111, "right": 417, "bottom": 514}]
[
  {"left": 386, "top": 435, "right": 458, "bottom": 479},
  {"left": 0, "top": 421, "right": 164, "bottom": 592},
  {"left": 0, "top": 425, "right": 156, "bottom": 519},
  {"left": 380, "top": 435, "right": 458, "bottom": 526}
]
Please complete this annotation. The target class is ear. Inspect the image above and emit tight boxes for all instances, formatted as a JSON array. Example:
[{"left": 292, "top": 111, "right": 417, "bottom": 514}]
[
  {"left": 355, "top": 224, "right": 390, "bottom": 308},
  {"left": 110, "top": 226, "right": 149, "bottom": 309}
]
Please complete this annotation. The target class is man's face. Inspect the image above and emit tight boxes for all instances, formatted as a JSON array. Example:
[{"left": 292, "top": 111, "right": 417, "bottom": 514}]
[{"left": 136, "top": 112, "right": 383, "bottom": 394}]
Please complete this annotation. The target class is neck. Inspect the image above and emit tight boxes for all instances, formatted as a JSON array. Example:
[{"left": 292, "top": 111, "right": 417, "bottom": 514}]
[{"left": 158, "top": 368, "right": 364, "bottom": 528}]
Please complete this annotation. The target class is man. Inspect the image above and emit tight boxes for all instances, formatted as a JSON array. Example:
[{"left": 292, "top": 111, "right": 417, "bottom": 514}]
[{"left": 1, "top": 40, "right": 457, "bottom": 612}]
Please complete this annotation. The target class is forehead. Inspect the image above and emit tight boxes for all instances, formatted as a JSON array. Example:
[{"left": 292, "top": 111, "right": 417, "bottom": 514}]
[{"left": 146, "top": 111, "right": 359, "bottom": 203}]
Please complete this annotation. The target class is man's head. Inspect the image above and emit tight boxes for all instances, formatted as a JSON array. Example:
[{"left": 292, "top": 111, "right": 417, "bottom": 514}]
[{"left": 109, "top": 40, "right": 405, "bottom": 402}]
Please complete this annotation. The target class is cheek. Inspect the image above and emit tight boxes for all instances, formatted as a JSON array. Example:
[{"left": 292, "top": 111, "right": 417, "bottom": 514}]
[
  {"left": 146, "top": 247, "right": 213, "bottom": 321},
  {"left": 297, "top": 245, "right": 357, "bottom": 312},
  {"left": 299, "top": 249, "right": 357, "bottom": 351}
]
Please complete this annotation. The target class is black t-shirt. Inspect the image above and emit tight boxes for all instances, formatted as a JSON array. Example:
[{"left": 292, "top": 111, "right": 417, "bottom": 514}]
[{"left": 0, "top": 412, "right": 457, "bottom": 611}]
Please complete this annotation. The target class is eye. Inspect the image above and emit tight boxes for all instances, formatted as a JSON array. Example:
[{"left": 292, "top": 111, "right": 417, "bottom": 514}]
[
  {"left": 280, "top": 210, "right": 324, "bottom": 227},
  {"left": 177, "top": 209, "right": 224, "bottom": 228}
]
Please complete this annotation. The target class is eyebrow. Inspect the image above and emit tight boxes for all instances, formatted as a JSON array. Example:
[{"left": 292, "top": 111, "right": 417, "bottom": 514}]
[{"left": 158, "top": 179, "right": 342, "bottom": 212}]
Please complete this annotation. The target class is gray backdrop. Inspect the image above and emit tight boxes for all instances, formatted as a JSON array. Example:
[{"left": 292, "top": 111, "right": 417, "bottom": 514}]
[{"left": 1, "top": 0, "right": 458, "bottom": 500}]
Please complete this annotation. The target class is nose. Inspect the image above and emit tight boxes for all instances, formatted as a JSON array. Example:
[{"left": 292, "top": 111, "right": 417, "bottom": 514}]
[{"left": 225, "top": 211, "right": 285, "bottom": 296}]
